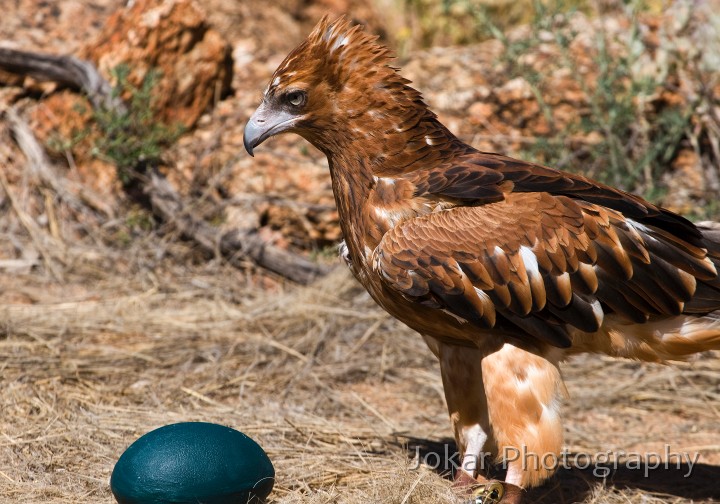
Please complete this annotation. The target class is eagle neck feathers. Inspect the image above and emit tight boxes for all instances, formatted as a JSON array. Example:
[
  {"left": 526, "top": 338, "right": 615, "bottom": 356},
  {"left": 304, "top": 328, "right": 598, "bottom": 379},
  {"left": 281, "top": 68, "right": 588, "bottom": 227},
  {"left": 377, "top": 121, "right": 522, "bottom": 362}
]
[{"left": 306, "top": 20, "right": 467, "bottom": 265}]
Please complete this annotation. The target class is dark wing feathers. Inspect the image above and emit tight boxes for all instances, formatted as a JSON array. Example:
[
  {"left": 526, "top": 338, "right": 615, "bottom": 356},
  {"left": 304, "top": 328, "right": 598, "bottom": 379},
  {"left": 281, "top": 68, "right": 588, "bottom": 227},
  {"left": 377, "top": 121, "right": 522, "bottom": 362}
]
[
  {"left": 373, "top": 189, "right": 719, "bottom": 348},
  {"left": 402, "top": 151, "right": 702, "bottom": 245},
  {"left": 410, "top": 161, "right": 507, "bottom": 202}
]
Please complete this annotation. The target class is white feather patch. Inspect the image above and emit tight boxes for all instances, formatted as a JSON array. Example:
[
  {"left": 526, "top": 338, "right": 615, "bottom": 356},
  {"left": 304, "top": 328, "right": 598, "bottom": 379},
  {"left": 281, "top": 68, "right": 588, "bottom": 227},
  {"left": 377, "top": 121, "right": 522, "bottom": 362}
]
[
  {"left": 520, "top": 245, "right": 540, "bottom": 278},
  {"left": 330, "top": 34, "right": 350, "bottom": 52},
  {"left": 590, "top": 298, "right": 604, "bottom": 326},
  {"left": 442, "top": 309, "right": 468, "bottom": 324},
  {"left": 338, "top": 240, "right": 351, "bottom": 267},
  {"left": 461, "top": 424, "right": 489, "bottom": 473},
  {"left": 474, "top": 287, "right": 491, "bottom": 304}
]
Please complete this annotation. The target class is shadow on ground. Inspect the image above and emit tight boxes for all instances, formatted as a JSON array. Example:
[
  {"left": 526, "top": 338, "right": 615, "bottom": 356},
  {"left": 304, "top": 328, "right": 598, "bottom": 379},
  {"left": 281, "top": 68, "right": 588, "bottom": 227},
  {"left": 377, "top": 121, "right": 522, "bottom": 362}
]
[{"left": 402, "top": 437, "right": 720, "bottom": 503}]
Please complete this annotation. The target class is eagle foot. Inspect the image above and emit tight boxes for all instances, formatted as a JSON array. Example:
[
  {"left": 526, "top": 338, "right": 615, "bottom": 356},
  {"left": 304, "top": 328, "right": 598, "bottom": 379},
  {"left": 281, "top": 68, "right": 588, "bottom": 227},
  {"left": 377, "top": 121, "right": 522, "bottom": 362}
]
[
  {"left": 470, "top": 481, "right": 504, "bottom": 503},
  {"left": 454, "top": 473, "right": 524, "bottom": 504}
]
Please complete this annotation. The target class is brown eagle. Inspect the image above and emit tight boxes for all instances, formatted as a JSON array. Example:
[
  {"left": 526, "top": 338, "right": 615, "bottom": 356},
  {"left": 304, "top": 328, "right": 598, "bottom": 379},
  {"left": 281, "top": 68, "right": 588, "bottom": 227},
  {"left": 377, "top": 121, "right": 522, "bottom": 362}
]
[{"left": 243, "top": 16, "right": 720, "bottom": 503}]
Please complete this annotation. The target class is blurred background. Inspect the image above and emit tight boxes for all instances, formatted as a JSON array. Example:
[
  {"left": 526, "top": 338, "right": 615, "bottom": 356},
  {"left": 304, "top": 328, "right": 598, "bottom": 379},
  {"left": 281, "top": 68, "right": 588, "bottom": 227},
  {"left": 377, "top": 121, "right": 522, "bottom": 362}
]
[{"left": 1, "top": 1, "right": 719, "bottom": 503}]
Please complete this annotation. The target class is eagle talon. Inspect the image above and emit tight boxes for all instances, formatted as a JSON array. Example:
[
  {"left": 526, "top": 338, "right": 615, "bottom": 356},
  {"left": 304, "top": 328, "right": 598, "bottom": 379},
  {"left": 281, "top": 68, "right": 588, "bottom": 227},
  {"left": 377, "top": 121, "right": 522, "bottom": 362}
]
[
  {"left": 471, "top": 481, "right": 504, "bottom": 503},
  {"left": 462, "top": 480, "right": 523, "bottom": 504}
]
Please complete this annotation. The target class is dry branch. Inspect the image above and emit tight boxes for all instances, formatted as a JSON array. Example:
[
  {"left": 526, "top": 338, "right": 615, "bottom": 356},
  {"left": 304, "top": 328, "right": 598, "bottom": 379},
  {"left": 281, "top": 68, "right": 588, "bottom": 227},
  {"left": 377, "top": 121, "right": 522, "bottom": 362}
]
[
  {"left": 0, "top": 47, "right": 121, "bottom": 111},
  {"left": 148, "top": 173, "right": 329, "bottom": 284},
  {"left": 0, "top": 46, "right": 329, "bottom": 284},
  {"left": 4, "top": 107, "right": 115, "bottom": 217},
  {"left": 0, "top": 169, "right": 64, "bottom": 280}
]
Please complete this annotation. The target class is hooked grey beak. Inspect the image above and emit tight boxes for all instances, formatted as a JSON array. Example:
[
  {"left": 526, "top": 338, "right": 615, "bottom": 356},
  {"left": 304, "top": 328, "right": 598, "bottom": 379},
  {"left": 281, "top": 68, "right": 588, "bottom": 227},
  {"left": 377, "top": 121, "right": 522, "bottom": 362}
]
[{"left": 243, "top": 102, "right": 299, "bottom": 156}]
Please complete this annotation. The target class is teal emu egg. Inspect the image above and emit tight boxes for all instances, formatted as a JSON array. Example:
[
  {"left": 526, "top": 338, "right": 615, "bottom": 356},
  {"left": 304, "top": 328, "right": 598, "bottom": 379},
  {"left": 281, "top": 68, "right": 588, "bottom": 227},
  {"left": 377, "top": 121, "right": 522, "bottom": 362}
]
[{"left": 111, "top": 422, "right": 274, "bottom": 504}]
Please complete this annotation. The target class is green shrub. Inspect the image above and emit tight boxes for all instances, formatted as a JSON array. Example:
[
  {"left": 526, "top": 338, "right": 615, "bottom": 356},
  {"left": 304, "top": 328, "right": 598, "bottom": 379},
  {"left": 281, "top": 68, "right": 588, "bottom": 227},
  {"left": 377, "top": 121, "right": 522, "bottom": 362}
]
[
  {"left": 91, "top": 65, "right": 183, "bottom": 185},
  {"left": 473, "top": 0, "right": 697, "bottom": 198}
]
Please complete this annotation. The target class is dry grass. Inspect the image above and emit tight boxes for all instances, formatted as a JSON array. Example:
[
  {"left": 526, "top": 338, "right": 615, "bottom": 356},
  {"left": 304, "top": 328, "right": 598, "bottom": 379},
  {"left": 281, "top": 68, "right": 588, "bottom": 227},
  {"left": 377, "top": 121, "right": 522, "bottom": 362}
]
[{"left": 1, "top": 241, "right": 720, "bottom": 504}]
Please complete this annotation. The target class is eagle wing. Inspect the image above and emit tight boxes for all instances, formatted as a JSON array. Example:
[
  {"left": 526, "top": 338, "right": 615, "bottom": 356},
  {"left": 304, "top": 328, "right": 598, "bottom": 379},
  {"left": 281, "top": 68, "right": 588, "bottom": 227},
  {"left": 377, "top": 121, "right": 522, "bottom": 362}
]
[
  {"left": 372, "top": 189, "right": 717, "bottom": 349},
  {"left": 402, "top": 151, "right": 703, "bottom": 244}
]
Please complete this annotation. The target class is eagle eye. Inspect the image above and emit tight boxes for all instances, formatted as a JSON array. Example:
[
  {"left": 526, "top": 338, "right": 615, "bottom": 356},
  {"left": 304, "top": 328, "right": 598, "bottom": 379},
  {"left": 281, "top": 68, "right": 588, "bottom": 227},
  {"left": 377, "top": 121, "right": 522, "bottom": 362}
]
[{"left": 285, "top": 90, "right": 307, "bottom": 107}]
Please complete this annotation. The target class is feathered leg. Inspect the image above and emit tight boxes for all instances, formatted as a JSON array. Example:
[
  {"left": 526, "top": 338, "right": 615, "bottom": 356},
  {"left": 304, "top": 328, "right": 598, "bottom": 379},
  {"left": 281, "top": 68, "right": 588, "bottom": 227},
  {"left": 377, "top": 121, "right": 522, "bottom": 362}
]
[
  {"left": 429, "top": 337, "right": 565, "bottom": 503},
  {"left": 432, "top": 340, "right": 493, "bottom": 480},
  {"left": 481, "top": 343, "right": 565, "bottom": 490}
]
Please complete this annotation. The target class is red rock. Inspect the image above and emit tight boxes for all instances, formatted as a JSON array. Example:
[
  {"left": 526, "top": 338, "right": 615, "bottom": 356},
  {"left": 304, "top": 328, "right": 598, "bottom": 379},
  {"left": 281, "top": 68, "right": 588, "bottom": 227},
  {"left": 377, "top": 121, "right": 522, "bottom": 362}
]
[
  {"left": 468, "top": 102, "right": 496, "bottom": 124},
  {"left": 84, "top": 0, "right": 233, "bottom": 130}
]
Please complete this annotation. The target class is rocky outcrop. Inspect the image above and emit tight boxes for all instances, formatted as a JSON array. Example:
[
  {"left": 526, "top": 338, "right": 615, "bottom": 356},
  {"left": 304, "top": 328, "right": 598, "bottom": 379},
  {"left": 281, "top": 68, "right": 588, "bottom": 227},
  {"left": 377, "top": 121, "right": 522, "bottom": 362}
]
[{"left": 83, "top": 0, "right": 233, "bottom": 129}]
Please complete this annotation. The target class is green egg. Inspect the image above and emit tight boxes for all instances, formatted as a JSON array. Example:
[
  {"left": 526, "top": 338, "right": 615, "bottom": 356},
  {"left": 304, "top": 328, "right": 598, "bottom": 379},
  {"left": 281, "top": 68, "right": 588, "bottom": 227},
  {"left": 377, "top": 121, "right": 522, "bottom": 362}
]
[{"left": 111, "top": 422, "right": 274, "bottom": 504}]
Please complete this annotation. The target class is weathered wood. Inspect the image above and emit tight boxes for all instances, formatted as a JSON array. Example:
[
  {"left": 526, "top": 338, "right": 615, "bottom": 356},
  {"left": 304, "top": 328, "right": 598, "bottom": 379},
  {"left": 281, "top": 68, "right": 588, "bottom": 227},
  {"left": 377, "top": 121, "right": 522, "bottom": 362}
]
[
  {"left": 0, "top": 47, "right": 122, "bottom": 111},
  {"left": 148, "top": 173, "right": 329, "bottom": 284},
  {"left": 4, "top": 107, "right": 115, "bottom": 217},
  {"left": 0, "top": 46, "right": 330, "bottom": 283},
  {"left": 0, "top": 169, "right": 64, "bottom": 280}
]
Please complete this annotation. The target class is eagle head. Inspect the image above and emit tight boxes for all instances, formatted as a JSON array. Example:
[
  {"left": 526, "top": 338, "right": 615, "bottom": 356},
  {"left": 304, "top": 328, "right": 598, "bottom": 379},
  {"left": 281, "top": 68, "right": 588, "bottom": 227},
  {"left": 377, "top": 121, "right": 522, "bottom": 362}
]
[{"left": 243, "top": 16, "right": 427, "bottom": 157}]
